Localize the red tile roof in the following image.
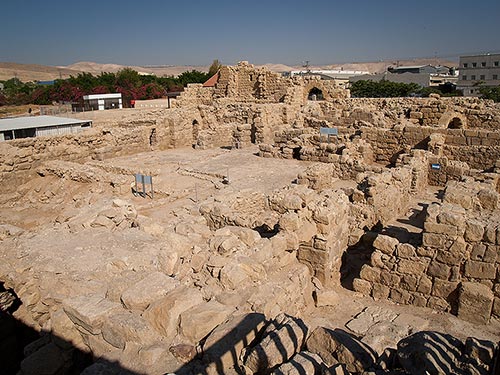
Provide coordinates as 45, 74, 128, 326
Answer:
203, 72, 219, 87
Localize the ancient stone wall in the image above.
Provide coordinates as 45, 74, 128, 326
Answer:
352, 179, 500, 324
213, 61, 290, 102
0, 109, 200, 190
361, 125, 500, 170
174, 62, 349, 107
171, 83, 215, 108
317, 97, 500, 130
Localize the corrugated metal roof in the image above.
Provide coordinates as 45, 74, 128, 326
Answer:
0, 116, 92, 132
391, 65, 428, 70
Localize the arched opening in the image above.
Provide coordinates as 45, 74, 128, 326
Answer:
308, 87, 324, 101
192, 120, 199, 148
448, 117, 463, 129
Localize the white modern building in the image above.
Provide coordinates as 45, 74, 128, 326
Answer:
0, 116, 92, 141
457, 54, 500, 96
82, 93, 123, 110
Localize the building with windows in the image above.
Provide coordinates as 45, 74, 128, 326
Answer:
457, 54, 500, 96
82, 93, 123, 111
350, 71, 458, 88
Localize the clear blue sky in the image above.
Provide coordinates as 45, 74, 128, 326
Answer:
1, 0, 499, 67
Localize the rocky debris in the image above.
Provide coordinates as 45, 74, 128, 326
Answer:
64, 198, 139, 232
270, 351, 325, 375
0, 223, 24, 240
3, 91, 500, 374
249, 327, 498, 375
91, 199, 138, 230
0, 287, 18, 312
397, 331, 497, 375
242, 314, 308, 373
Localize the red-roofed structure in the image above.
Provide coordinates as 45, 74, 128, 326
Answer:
203, 72, 219, 87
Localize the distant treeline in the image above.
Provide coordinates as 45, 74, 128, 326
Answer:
349, 80, 463, 98
349, 79, 500, 102
0, 68, 212, 106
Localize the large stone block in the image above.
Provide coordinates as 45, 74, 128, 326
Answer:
50, 309, 86, 351
457, 282, 494, 324
372, 283, 390, 300
396, 243, 416, 259
373, 234, 399, 255
179, 300, 234, 344
422, 233, 447, 248
143, 285, 203, 338
435, 237, 466, 266
306, 327, 377, 373
398, 259, 427, 275
427, 261, 450, 280
353, 278, 372, 295
464, 261, 497, 280
63, 295, 122, 335
431, 279, 458, 299
465, 220, 484, 242
101, 311, 158, 349
360, 265, 381, 282
121, 272, 179, 311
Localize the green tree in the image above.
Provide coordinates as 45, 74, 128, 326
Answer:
208, 59, 222, 77
115, 68, 142, 90
176, 70, 210, 86
3, 77, 25, 97
350, 80, 421, 98
479, 86, 500, 102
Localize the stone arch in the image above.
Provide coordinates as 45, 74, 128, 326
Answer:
303, 81, 331, 102
308, 87, 324, 101
438, 112, 467, 129
448, 117, 463, 129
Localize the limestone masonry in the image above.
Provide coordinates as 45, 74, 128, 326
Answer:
0, 62, 499, 374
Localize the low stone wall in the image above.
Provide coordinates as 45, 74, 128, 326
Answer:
318, 97, 500, 130
353, 180, 500, 324
0, 128, 150, 188
361, 125, 500, 170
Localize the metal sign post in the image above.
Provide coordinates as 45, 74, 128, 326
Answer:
133, 173, 154, 199
319, 127, 339, 143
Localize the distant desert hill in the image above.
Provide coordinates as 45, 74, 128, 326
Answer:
0, 62, 82, 82
64, 62, 211, 77
0, 58, 458, 82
